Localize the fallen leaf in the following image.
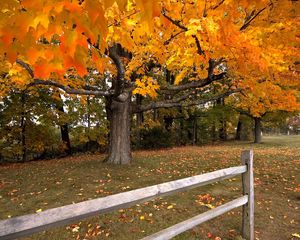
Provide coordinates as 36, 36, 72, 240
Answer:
292, 233, 300, 238
72, 226, 80, 233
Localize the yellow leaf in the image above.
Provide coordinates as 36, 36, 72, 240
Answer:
167, 205, 173, 209
140, 215, 145, 220
31, 15, 49, 29
36, 209, 42, 213
174, 69, 188, 85
72, 226, 80, 232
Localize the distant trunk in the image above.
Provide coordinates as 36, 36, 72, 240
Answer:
235, 118, 243, 140
217, 98, 227, 140
136, 95, 143, 146
20, 93, 27, 162
219, 120, 227, 140
106, 97, 132, 164
56, 95, 71, 154
164, 116, 173, 131
164, 69, 173, 132
254, 117, 262, 143
60, 125, 71, 154
211, 121, 217, 142
192, 117, 197, 145
20, 114, 26, 162
179, 117, 184, 145
153, 109, 158, 121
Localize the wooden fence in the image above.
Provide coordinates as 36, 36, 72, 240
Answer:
0, 150, 254, 240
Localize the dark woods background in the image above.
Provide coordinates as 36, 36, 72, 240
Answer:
1, 87, 299, 163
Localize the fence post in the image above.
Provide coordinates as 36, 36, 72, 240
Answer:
241, 150, 254, 240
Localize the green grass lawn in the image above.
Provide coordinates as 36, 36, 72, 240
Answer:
0, 135, 299, 240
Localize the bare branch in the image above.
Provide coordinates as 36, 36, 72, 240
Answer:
161, 72, 226, 91
203, 0, 208, 17
210, 0, 225, 11
107, 10, 140, 28
16, 59, 34, 78
240, 2, 272, 31
29, 79, 114, 97
164, 30, 185, 45
162, 9, 205, 55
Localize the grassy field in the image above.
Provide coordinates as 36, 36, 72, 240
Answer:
0, 135, 299, 240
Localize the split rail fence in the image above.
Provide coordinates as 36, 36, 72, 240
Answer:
0, 150, 254, 240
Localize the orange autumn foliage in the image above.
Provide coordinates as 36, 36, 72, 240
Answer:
0, 0, 298, 114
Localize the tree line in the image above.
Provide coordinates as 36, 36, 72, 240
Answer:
0, 84, 298, 163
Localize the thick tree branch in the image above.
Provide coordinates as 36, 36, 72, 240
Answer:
16, 59, 114, 97
29, 79, 114, 96
16, 59, 34, 78
161, 72, 226, 91
234, 107, 267, 118
108, 44, 133, 102
135, 89, 237, 113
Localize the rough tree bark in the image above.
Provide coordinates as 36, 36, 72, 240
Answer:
254, 117, 262, 143
106, 44, 133, 164
107, 97, 132, 164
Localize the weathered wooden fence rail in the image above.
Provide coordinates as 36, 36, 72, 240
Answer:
0, 150, 254, 240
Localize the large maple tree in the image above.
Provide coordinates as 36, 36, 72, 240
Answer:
0, 0, 299, 163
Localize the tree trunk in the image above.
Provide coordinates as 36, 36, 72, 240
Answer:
219, 120, 227, 140
236, 115, 243, 140
20, 114, 26, 162
211, 121, 217, 142
192, 117, 197, 145
107, 97, 132, 164
136, 95, 143, 146
60, 125, 71, 154
217, 98, 227, 140
153, 109, 158, 121
254, 117, 262, 143
20, 93, 27, 162
164, 116, 173, 131
55, 94, 71, 155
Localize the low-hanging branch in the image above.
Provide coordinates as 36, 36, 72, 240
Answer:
135, 89, 238, 113
29, 79, 114, 97
16, 59, 114, 97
